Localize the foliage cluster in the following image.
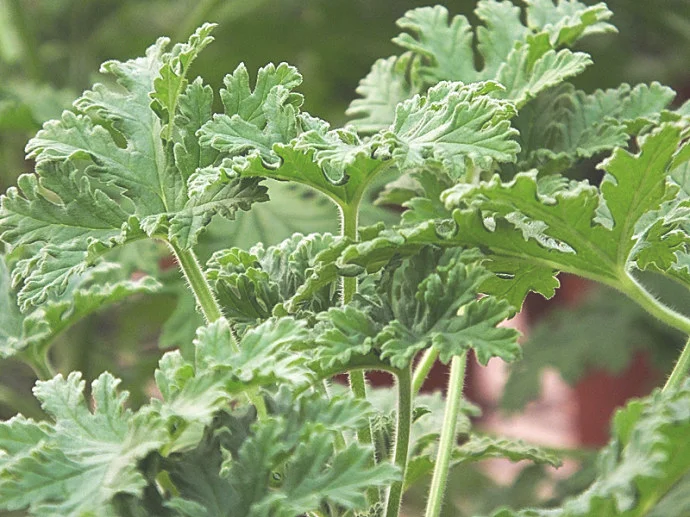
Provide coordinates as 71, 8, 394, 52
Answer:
1, 1, 690, 516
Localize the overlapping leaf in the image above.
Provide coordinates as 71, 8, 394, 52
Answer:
513, 82, 676, 174
200, 66, 520, 209
315, 248, 520, 372
0, 25, 266, 309
349, 0, 614, 131
0, 256, 160, 363
0, 372, 165, 516
153, 317, 312, 427
439, 123, 690, 307
162, 391, 398, 517
206, 233, 347, 330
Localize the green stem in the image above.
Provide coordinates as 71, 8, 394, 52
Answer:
385, 367, 413, 517
168, 242, 266, 417
424, 353, 467, 517
340, 202, 377, 503
619, 272, 690, 336
169, 242, 223, 324
412, 348, 439, 395
340, 204, 373, 437
25, 348, 56, 381
664, 336, 690, 391
618, 271, 690, 391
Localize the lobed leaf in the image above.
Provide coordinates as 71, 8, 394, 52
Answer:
1, 26, 266, 308
0, 372, 165, 516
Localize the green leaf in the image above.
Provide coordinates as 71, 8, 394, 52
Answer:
452, 435, 561, 466
153, 317, 313, 431
375, 249, 520, 367
1, 26, 265, 309
198, 62, 303, 167
0, 372, 165, 516
163, 391, 397, 517
441, 123, 688, 306
150, 24, 216, 141
203, 66, 519, 210
350, 0, 611, 129
493, 380, 690, 516
381, 81, 520, 172
345, 53, 423, 134
0, 256, 160, 362
207, 233, 344, 329
405, 434, 561, 490
315, 248, 520, 370
514, 82, 676, 174
524, 0, 616, 46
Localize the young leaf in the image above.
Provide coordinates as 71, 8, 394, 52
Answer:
0, 256, 160, 363
315, 248, 521, 371
349, 0, 613, 130
162, 391, 398, 517
206, 233, 344, 329
0, 372, 165, 516
201, 66, 520, 210
1, 26, 266, 309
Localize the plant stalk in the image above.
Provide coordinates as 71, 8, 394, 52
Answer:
385, 367, 413, 517
25, 348, 56, 381
168, 241, 267, 417
412, 348, 439, 395
340, 204, 373, 439
619, 271, 690, 336
169, 242, 223, 324
664, 335, 690, 391
424, 353, 467, 517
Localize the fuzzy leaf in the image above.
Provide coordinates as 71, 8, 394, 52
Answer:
0, 372, 165, 516
514, 82, 676, 173
164, 391, 397, 517
442, 123, 689, 306
1, 26, 265, 308
0, 256, 160, 362
206, 233, 343, 329
203, 70, 519, 210
316, 248, 520, 370
350, 0, 611, 130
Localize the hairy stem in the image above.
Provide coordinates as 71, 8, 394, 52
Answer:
340, 204, 373, 440
412, 348, 439, 395
385, 367, 413, 517
618, 271, 690, 390
664, 336, 690, 391
169, 242, 223, 324
168, 241, 267, 417
619, 271, 690, 336
340, 202, 377, 504
424, 353, 467, 517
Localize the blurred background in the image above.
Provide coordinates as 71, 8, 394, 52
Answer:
1, 1, 690, 515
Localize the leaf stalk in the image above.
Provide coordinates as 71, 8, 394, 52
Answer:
168, 241, 267, 417
384, 366, 413, 517
424, 353, 467, 517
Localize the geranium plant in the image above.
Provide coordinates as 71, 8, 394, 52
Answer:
1, 1, 690, 516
